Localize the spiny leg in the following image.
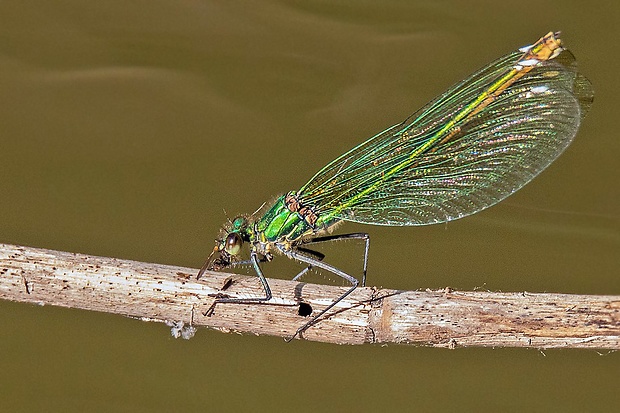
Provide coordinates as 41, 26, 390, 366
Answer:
298, 232, 370, 286
203, 252, 272, 316
277, 244, 359, 341
291, 247, 325, 282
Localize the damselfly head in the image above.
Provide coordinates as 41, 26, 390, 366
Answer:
206, 216, 251, 271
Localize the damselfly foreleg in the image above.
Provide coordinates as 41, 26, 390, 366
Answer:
203, 252, 272, 316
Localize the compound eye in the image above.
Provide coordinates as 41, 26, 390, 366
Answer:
224, 232, 243, 255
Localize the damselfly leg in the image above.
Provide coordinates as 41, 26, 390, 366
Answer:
203, 252, 272, 317
279, 244, 361, 341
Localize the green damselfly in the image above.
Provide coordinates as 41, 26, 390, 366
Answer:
198, 32, 593, 340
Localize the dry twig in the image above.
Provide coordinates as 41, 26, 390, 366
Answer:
1, 243, 618, 349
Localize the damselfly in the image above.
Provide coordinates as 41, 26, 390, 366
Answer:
198, 32, 593, 340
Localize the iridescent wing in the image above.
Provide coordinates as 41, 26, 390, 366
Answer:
298, 33, 593, 226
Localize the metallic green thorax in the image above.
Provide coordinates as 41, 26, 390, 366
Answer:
255, 192, 338, 243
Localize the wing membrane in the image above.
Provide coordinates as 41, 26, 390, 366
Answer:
298, 45, 593, 226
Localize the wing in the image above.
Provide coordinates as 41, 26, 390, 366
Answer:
297, 33, 593, 226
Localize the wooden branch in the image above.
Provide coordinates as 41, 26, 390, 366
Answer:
1, 243, 618, 349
